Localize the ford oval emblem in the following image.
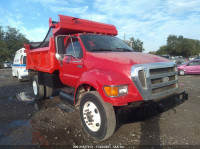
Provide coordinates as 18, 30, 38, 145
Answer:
162, 77, 169, 83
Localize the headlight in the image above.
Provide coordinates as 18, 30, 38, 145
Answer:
104, 85, 128, 97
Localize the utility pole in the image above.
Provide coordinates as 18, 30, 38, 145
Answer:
131, 41, 133, 49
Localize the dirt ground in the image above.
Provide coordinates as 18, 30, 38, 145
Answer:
0, 68, 200, 147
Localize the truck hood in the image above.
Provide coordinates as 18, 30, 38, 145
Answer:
89, 52, 170, 66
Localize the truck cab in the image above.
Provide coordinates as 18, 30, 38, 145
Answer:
24, 15, 188, 141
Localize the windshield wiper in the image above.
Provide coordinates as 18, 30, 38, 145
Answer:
90, 49, 113, 52
115, 48, 133, 52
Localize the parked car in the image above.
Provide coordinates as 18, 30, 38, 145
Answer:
12, 48, 28, 81
177, 59, 200, 75
189, 57, 195, 60
171, 57, 186, 64
3, 61, 12, 68
160, 54, 170, 59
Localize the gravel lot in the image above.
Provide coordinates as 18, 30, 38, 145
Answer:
0, 68, 200, 147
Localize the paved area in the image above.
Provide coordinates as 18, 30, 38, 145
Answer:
0, 68, 200, 147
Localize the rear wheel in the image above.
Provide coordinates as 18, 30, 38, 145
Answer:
79, 91, 116, 141
32, 75, 45, 100
45, 86, 53, 98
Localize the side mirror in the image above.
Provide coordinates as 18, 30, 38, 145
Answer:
55, 53, 64, 60
57, 36, 65, 54
55, 36, 65, 60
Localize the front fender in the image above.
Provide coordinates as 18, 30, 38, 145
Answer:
75, 68, 143, 106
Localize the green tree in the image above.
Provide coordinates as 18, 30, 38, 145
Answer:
0, 26, 6, 65
148, 51, 156, 55
156, 35, 200, 57
129, 37, 145, 52
4, 26, 29, 60
0, 26, 29, 65
155, 45, 168, 55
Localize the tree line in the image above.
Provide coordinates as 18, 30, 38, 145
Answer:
154, 35, 200, 57
0, 26, 29, 65
125, 37, 145, 52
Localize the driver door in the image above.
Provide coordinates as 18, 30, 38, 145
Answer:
59, 36, 84, 87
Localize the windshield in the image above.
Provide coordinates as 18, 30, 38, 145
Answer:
181, 61, 191, 65
80, 35, 133, 52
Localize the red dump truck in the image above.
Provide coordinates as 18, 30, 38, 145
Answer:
25, 15, 188, 141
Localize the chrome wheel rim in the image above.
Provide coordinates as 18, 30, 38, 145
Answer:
83, 101, 101, 132
32, 80, 38, 95
180, 70, 184, 75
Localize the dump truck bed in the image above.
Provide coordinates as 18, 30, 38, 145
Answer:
24, 15, 118, 73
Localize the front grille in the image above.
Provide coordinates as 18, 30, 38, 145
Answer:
152, 84, 176, 94
151, 76, 175, 85
150, 67, 174, 75
131, 62, 178, 101
149, 67, 177, 96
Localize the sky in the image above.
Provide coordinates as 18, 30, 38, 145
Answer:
0, 0, 200, 52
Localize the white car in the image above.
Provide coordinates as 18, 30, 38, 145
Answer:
3, 61, 12, 68
12, 48, 28, 81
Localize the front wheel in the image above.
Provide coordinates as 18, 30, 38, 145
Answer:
79, 91, 116, 141
17, 72, 22, 82
179, 70, 185, 76
12, 70, 16, 77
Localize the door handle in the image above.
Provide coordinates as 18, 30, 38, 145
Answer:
72, 60, 82, 63
77, 65, 83, 68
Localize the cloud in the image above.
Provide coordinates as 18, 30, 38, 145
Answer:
0, 9, 23, 27
31, 0, 68, 5
1, 0, 200, 52
166, 0, 200, 14
80, 14, 108, 23
91, 0, 200, 52
94, 0, 160, 18
21, 26, 47, 42
16, 14, 23, 19
37, 13, 40, 17
50, 5, 88, 14
0, 8, 46, 42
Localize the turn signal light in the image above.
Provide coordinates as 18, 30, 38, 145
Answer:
104, 86, 118, 96
104, 85, 128, 97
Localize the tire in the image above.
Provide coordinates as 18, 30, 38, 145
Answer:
12, 70, 16, 77
79, 91, 116, 141
179, 70, 185, 76
32, 75, 45, 100
17, 72, 22, 82
45, 86, 53, 98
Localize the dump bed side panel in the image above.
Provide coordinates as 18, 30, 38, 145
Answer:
53, 15, 118, 36
25, 38, 59, 73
